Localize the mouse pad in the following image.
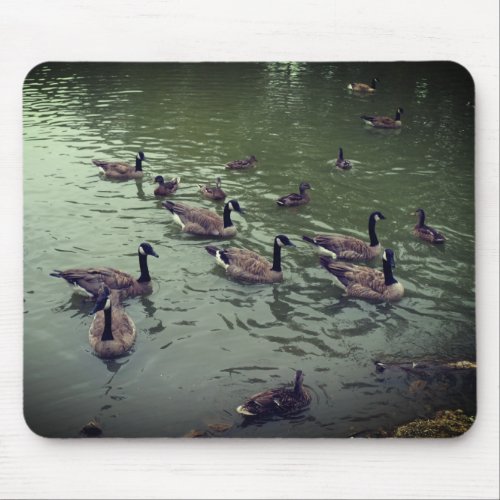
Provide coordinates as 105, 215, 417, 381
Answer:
23, 62, 476, 438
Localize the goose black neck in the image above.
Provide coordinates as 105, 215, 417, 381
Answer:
101, 305, 114, 341
137, 251, 151, 282
294, 377, 303, 395
223, 204, 233, 228
135, 157, 143, 172
395, 110, 401, 121
383, 259, 398, 286
417, 211, 425, 227
338, 148, 344, 160
271, 239, 282, 272
368, 216, 379, 247
371, 78, 377, 89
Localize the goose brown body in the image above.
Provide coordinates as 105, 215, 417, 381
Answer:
276, 182, 311, 207
205, 235, 295, 284
92, 152, 146, 180
163, 199, 243, 238
154, 176, 180, 196
348, 78, 379, 92
225, 155, 257, 170
303, 211, 385, 261
236, 370, 311, 417
319, 249, 404, 302
50, 243, 159, 300
360, 108, 404, 129
413, 208, 446, 243
88, 289, 136, 358
198, 177, 227, 200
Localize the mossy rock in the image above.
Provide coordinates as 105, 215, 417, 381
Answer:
394, 409, 474, 438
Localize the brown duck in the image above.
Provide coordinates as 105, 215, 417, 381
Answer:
413, 208, 446, 243
225, 155, 257, 170
154, 176, 180, 196
348, 78, 379, 92
276, 181, 311, 207
198, 177, 227, 200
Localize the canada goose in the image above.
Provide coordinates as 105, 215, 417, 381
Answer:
276, 182, 311, 207
198, 177, 227, 200
92, 151, 147, 180
319, 248, 404, 302
413, 208, 446, 243
225, 155, 257, 170
50, 242, 159, 299
360, 107, 404, 129
347, 78, 379, 92
205, 234, 295, 284
302, 211, 385, 261
163, 199, 244, 238
88, 287, 136, 358
236, 370, 311, 417
153, 175, 180, 196
336, 147, 352, 170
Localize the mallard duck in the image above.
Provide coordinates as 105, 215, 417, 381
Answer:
413, 208, 446, 243
276, 182, 311, 206
336, 147, 352, 170
360, 107, 404, 129
88, 287, 136, 358
205, 234, 295, 284
319, 248, 404, 302
50, 242, 159, 299
154, 176, 180, 196
225, 155, 257, 170
92, 151, 147, 180
347, 78, 379, 92
236, 370, 311, 417
198, 177, 227, 200
163, 199, 244, 238
303, 211, 385, 261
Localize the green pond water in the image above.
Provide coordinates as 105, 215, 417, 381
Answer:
23, 62, 475, 438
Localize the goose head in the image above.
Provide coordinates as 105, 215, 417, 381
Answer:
138, 242, 159, 258
137, 151, 147, 161
90, 286, 111, 315
275, 235, 296, 248
227, 199, 245, 214
382, 248, 396, 268
370, 211, 386, 222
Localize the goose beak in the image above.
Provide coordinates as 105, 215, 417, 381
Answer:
89, 304, 99, 315
238, 208, 246, 215
288, 242, 297, 247
151, 251, 159, 258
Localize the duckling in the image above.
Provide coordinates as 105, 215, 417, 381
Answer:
92, 151, 147, 180
225, 155, 257, 170
88, 287, 136, 358
236, 370, 311, 417
413, 208, 446, 243
319, 248, 404, 302
303, 211, 385, 261
205, 234, 295, 284
50, 242, 159, 300
336, 147, 352, 170
347, 77, 379, 92
198, 177, 227, 200
360, 107, 404, 129
163, 199, 244, 238
154, 175, 180, 196
276, 182, 311, 207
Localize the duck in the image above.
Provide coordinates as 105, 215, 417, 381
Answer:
302, 211, 385, 261
50, 242, 159, 299
153, 175, 180, 196
88, 286, 136, 358
336, 147, 352, 170
236, 370, 311, 417
347, 77, 379, 92
413, 208, 446, 243
360, 107, 404, 129
319, 248, 404, 302
276, 182, 311, 206
92, 151, 147, 180
225, 155, 258, 170
163, 199, 244, 238
198, 177, 227, 200
205, 234, 295, 284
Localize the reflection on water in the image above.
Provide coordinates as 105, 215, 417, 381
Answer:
24, 62, 475, 437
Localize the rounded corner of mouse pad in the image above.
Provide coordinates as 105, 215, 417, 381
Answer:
23, 61, 476, 439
